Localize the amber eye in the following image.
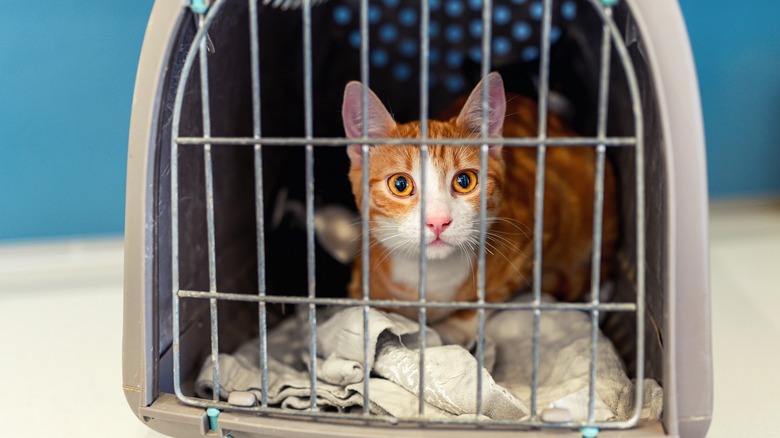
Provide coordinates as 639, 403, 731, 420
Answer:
452, 170, 478, 194
388, 173, 415, 197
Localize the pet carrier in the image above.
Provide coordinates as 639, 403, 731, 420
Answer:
123, 0, 711, 436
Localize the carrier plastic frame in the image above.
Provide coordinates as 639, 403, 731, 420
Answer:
123, 0, 711, 436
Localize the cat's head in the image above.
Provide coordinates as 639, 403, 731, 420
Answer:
342, 73, 507, 260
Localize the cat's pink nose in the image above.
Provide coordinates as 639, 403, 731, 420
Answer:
426, 216, 452, 237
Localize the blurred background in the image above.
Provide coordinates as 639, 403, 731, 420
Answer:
0, 1, 154, 241
0, 0, 778, 242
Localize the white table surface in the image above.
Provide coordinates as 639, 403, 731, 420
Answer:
1, 202, 778, 437
0, 239, 165, 438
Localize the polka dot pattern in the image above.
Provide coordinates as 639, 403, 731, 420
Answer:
371, 48, 389, 67
550, 25, 561, 43
446, 74, 465, 92
429, 48, 441, 64
399, 7, 417, 26
394, 62, 412, 80
530, 1, 543, 20
445, 49, 464, 67
445, 0, 465, 17
379, 24, 398, 42
399, 38, 418, 56
493, 36, 511, 56
330, 0, 578, 94
348, 29, 361, 48
333, 6, 351, 25
561, 0, 577, 20
493, 5, 511, 25
522, 46, 539, 61
512, 21, 531, 41
428, 21, 440, 38
469, 19, 482, 38
445, 24, 464, 43
469, 46, 482, 62
369, 6, 382, 24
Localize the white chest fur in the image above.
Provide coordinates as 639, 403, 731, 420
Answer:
389, 251, 473, 301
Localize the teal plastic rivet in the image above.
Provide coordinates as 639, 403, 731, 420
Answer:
581, 426, 600, 438
601, 0, 619, 6
206, 407, 220, 431
191, 0, 208, 14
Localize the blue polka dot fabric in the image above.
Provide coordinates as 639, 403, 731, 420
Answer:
328, 0, 577, 94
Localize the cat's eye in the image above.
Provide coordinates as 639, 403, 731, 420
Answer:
387, 173, 415, 197
452, 170, 478, 194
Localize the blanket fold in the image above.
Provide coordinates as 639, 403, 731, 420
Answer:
195, 294, 662, 421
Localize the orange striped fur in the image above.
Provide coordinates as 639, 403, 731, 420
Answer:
341, 73, 617, 340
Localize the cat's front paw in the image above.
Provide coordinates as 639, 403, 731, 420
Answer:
432, 313, 497, 373
432, 311, 479, 348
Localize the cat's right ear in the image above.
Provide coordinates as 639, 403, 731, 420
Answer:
456, 72, 506, 139
342, 81, 397, 166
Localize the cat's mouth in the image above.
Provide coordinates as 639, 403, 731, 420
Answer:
427, 237, 451, 248
429, 238, 446, 246
423, 237, 458, 259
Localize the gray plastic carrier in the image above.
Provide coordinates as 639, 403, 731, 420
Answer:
123, 0, 712, 436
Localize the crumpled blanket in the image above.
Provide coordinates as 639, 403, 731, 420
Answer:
195, 293, 663, 421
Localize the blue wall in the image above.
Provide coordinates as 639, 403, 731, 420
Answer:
680, 0, 780, 198
0, 1, 153, 241
0, 1, 778, 241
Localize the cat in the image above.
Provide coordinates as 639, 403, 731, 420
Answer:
341, 72, 617, 344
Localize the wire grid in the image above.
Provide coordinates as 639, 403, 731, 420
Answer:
169, 0, 645, 430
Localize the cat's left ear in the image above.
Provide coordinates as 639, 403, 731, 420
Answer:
457, 72, 506, 157
342, 81, 397, 167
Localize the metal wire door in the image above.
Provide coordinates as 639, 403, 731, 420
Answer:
168, 0, 646, 431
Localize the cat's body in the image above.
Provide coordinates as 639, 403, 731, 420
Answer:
342, 73, 617, 341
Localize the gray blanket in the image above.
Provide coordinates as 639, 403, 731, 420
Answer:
195, 294, 662, 421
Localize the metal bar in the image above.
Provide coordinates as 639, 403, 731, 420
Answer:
172, 391, 643, 429
587, 13, 613, 424
248, 0, 269, 408
536, 0, 552, 137
170, 50, 182, 401
302, 0, 317, 412
529, 0, 554, 420
359, 0, 371, 416
417, 141, 428, 417
176, 290, 638, 311
168, 0, 226, 403
475, 0, 493, 418
197, 13, 221, 403
584, 0, 647, 426
529, 137, 544, 419
176, 136, 638, 147
418, 0, 430, 135
416, 0, 431, 417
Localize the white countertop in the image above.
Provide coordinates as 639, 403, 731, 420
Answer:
0, 239, 164, 438
1, 202, 778, 437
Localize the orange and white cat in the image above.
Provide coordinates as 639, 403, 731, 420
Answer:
342, 73, 617, 344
